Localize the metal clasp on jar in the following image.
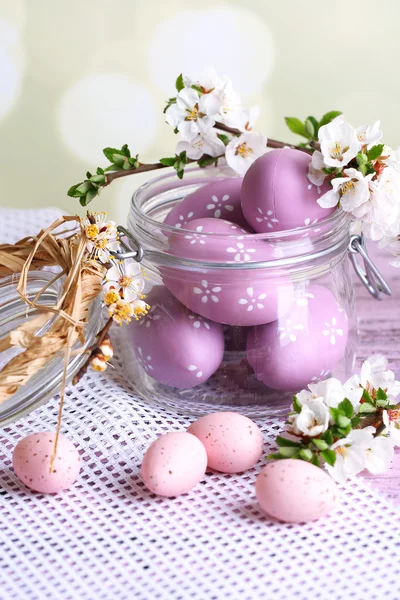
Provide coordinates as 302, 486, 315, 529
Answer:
109, 226, 144, 262
348, 234, 392, 300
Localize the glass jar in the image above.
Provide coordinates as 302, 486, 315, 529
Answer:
122, 167, 382, 418
0, 271, 102, 425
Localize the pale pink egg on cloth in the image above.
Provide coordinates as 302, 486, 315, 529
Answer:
241, 148, 334, 233
188, 412, 264, 474
164, 177, 248, 229
247, 284, 348, 391
12, 432, 80, 494
141, 432, 208, 497
129, 285, 224, 388
163, 218, 294, 326
256, 459, 338, 523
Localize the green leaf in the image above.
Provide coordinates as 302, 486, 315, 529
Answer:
103, 147, 123, 162
321, 429, 334, 445
311, 454, 321, 468
75, 181, 92, 195
278, 446, 300, 458
266, 453, 285, 460
329, 407, 340, 423
175, 73, 184, 92
356, 151, 368, 166
90, 174, 106, 185
338, 398, 354, 419
358, 403, 376, 415
376, 387, 388, 401
292, 395, 302, 414
160, 157, 176, 167
305, 116, 319, 140
337, 415, 351, 428
351, 416, 361, 428
217, 133, 230, 146
285, 117, 308, 139
362, 388, 374, 405
321, 449, 336, 466
85, 187, 98, 205
163, 97, 177, 113
299, 448, 313, 461
319, 111, 342, 127
178, 150, 187, 162
376, 398, 390, 407
276, 436, 301, 448
366, 144, 384, 161
198, 156, 217, 168
312, 438, 329, 451
191, 84, 204, 95
67, 183, 81, 198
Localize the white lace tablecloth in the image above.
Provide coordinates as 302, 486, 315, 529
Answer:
1, 208, 400, 600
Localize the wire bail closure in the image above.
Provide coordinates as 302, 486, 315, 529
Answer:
348, 234, 392, 300
110, 226, 144, 262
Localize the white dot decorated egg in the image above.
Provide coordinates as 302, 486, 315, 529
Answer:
247, 284, 348, 391
164, 177, 248, 229
163, 218, 294, 326
241, 148, 335, 233
130, 285, 224, 389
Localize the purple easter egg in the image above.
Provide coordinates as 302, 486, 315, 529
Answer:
241, 148, 334, 233
164, 178, 249, 229
163, 218, 294, 326
247, 285, 348, 391
130, 286, 224, 389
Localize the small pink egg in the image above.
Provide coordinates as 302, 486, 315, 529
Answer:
13, 432, 80, 494
256, 460, 338, 523
188, 412, 263, 474
141, 432, 208, 497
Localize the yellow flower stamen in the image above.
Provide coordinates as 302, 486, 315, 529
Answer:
339, 180, 357, 197
119, 276, 133, 288
108, 300, 134, 325
134, 303, 150, 320
104, 290, 120, 306
85, 224, 99, 239
336, 446, 348, 457
185, 106, 199, 121
235, 142, 253, 158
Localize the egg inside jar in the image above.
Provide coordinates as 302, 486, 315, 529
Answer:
124, 151, 356, 417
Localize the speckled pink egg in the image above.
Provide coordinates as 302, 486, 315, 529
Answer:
256, 460, 338, 523
187, 412, 263, 473
130, 286, 224, 388
247, 285, 348, 391
241, 148, 334, 233
12, 432, 80, 494
163, 218, 294, 326
141, 432, 208, 497
164, 178, 248, 229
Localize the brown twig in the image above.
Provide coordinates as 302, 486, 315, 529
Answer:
72, 316, 113, 385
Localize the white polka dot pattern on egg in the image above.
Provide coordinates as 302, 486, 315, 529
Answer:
322, 317, 344, 346
206, 194, 234, 218
237, 287, 267, 312
255, 207, 279, 229
193, 280, 222, 304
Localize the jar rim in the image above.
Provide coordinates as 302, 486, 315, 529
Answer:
128, 166, 350, 270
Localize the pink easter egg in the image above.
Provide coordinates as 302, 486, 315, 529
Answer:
163, 218, 294, 326
141, 432, 208, 497
164, 177, 249, 229
247, 284, 348, 391
188, 412, 263, 474
130, 285, 224, 388
13, 432, 80, 494
256, 460, 338, 523
241, 148, 334, 233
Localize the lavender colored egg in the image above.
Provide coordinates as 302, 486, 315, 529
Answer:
130, 286, 224, 389
163, 218, 294, 326
247, 285, 348, 391
164, 178, 249, 229
241, 148, 334, 233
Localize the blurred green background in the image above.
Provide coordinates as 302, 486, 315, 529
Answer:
1, 0, 400, 224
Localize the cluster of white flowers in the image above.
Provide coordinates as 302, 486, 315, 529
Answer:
165, 67, 267, 176
82, 213, 149, 331
308, 116, 400, 266
284, 355, 400, 484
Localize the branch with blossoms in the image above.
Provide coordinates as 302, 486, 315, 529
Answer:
268, 355, 400, 483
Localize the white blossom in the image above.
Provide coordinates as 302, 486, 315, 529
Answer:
356, 121, 383, 147
346, 355, 400, 401
225, 132, 267, 176
165, 87, 222, 141
319, 119, 361, 168
359, 167, 400, 241
318, 168, 372, 212
383, 409, 400, 445
296, 376, 362, 413
103, 260, 145, 303
83, 213, 119, 263
288, 400, 330, 437
307, 150, 327, 187
364, 434, 394, 474
325, 428, 372, 483
176, 130, 226, 160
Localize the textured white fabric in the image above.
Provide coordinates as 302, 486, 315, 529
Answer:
0, 208, 399, 600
